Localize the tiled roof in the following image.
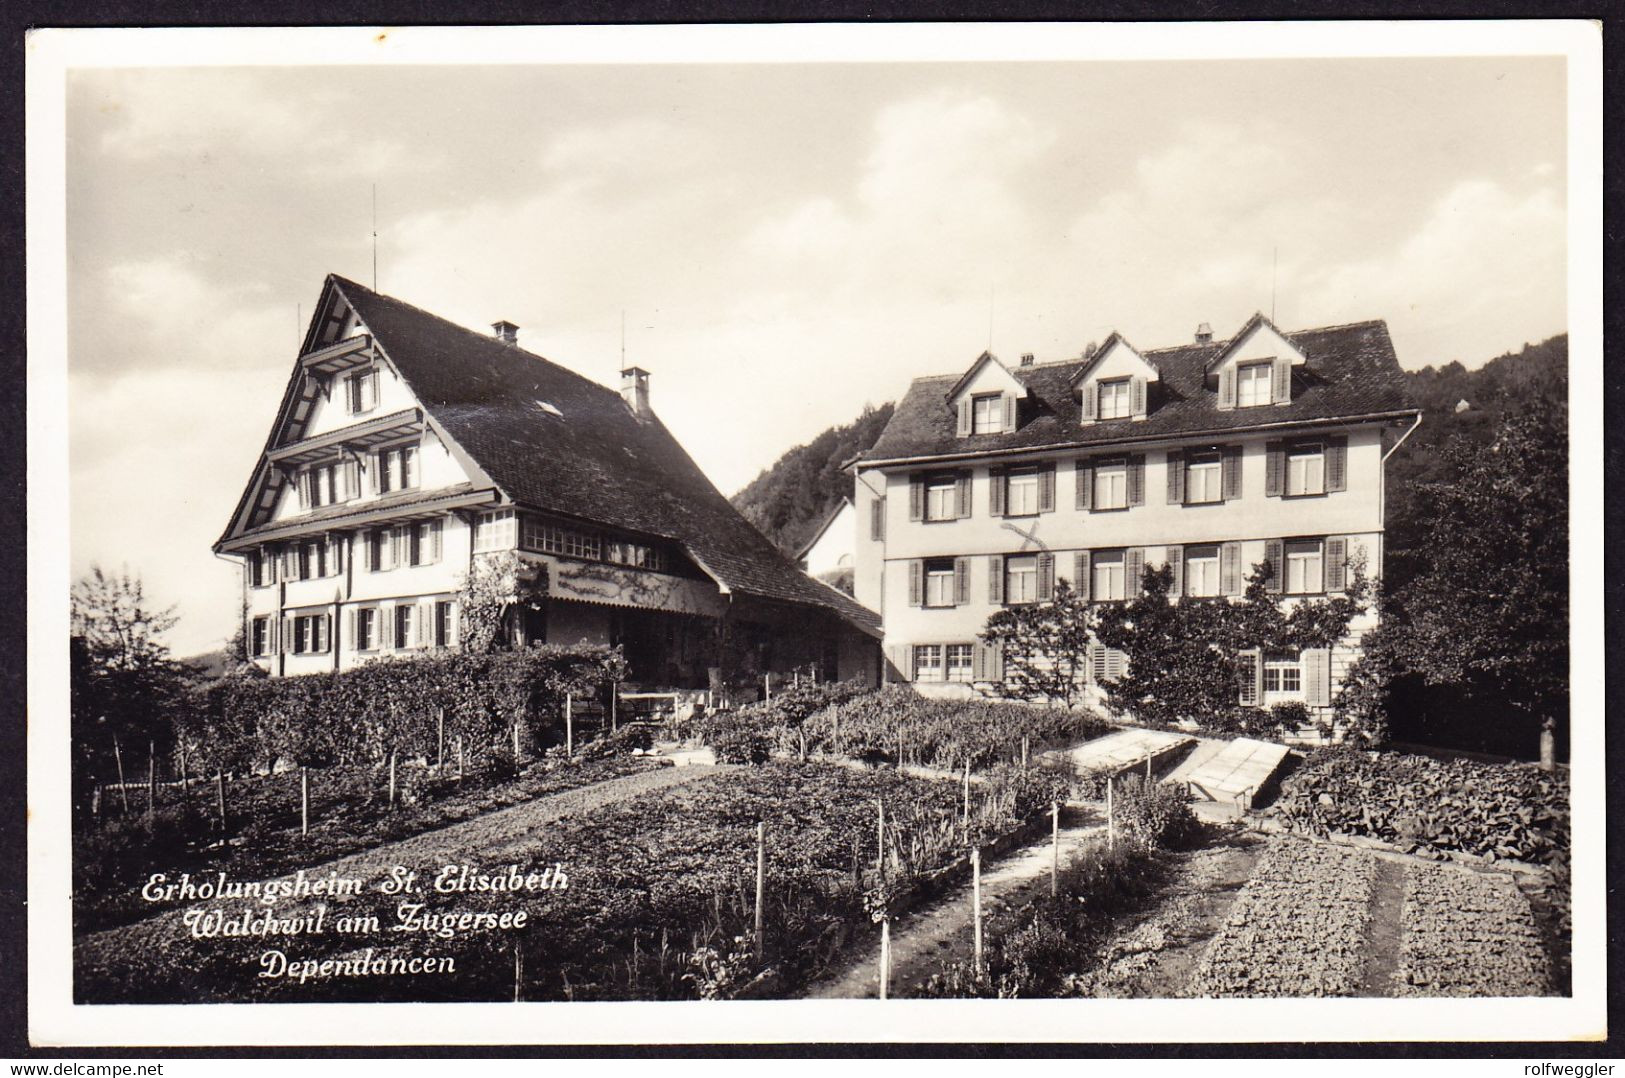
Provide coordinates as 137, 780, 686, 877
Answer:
864, 319, 1418, 465
329, 276, 881, 635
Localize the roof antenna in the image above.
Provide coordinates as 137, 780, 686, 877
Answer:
371, 184, 379, 291
1271, 245, 1278, 323
620, 308, 626, 367
987, 287, 995, 352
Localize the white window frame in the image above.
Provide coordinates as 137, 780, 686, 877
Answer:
1185, 545, 1221, 597
1005, 554, 1039, 605
1284, 539, 1324, 595
1094, 459, 1128, 510
1092, 550, 1127, 602
913, 644, 944, 682
924, 562, 956, 608
433, 600, 455, 648
357, 607, 379, 651
251, 616, 271, 658
1186, 452, 1222, 504
1006, 469, 1040, 516
473, 509, 516, 553
346, 367, 379, 415
924, 476, 957, 521
1263, 654, 1304, 701
971, 394, 1002, 434
394, 605, 414, 650
946, 644, 974, 683
1236, 361, 1272, 407
1286, 442, 1326, 497
1097, 378, 1131, 420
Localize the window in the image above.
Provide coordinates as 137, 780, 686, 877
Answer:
523, 518, 602, 561
946, 644, 974, 683
924, 475, 957, 521
1005, 554, 1039, 605
607, 538, 666, 571
345, 368, 379, 415
1236, 361, 1272, 407
1097, 378, 1131, 420
296, 539, 327, 581
472, 509, 516, 553
1185, 544, 1221, 598
409, 519, 442, 566
1286, 443, 1326, 497
1186, 452, 1222, 504
433, 601, 456, 648
1284, 538, 1324, 595
913, 644, 944, 682
375, 443, 418, 494
1094, 458, 1127, 510
924, 559, 956, 608
250, 616, 270, 658
395, 605, 415, 650
1263, 654, 1303, 698
971, 394, 1002, 434
1006, 469, 1040, 516
366, 527, 392, 572
357, 608, 379, 651
290, 613, 329, 655
1092, 550, 1127, 602
249, 551, 273, 588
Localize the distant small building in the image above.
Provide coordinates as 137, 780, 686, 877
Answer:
796, 498, 856, 578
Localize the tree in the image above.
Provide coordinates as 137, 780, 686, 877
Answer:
980, 578, 1094, 706
1385, 401, 1568, 738
456, 552, 549, 655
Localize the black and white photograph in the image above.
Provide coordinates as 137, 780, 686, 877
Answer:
25, 20, 1604, 1047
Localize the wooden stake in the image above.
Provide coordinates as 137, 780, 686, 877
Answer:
611, 683, 619, 734
300, 766, 310, 836
513, 942, 523, 1003
1107, 775, 1115, 851
512, 722, 521, 767
962, 760, 971, 828
1051, 801, 1060, 896
91, 784, 101, 818
972, 846, 983, 973
1022, 735, 1030, 770
113, 736, 130, 815
565, 694, 574, 758
457, 735, 465, 781
146, 741, 156, 827
215, 770, 226, 833
1146, 752, 1152, 783
754, 821, 766, 960
879, 918, 891, 1000
436, 708, 445, 768
876, 800, 886, 879
388, 750, 398, 808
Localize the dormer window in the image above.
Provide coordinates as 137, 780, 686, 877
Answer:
1236, 361, 1272, 407
971, 393, 1003, 434
1097, 378, 1132, 420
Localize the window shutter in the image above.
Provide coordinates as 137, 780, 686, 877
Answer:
280, 617, 292, 655
1218, 367, 1236, 410
1074, 459, 1092, 511
1166, 451, 1185, 504
344, 457, 360, 501
269, 616, 280, 655
1107, 649, 1127, 682
345, 608, 358, 652
1325, 536, 1348, 592
885, 645, 910, 684
1081, 382, 1097, 422
988, 555, 1004, 604
1237, 648, 1262, 706
1272, 357, 1292, 404
1265, 441, 1285, 497
328, 534, 343, 576
908, 559, 924, 607
1303, 648, 1332, 708
955, 472, 972, 519
1264, 538, 1284, 594
1220, 541, 1241, 596
1222, 445, 1243, 500
1037, 552, 1055, 601
954, 557, 970, 605
296, 471, 311, 510
1074, 551, 1091, 601
345, 374, 358, 413
1037, 463, 1055, 513
957, 398, 973, 437
870, 497, 886, 540
369, 452, 383, 495
392, 525, 407, 568
1002, 394, 1017, 432
990, 469, 1006, 517
1166, 545, 1183, 597
1326, 435, 1348, 492
430, 519, 444, 563
1130, 375, 1147, 418
384, 607, 398, 649
1125, 547, 1145, 596
320, 613, 332, 652
1090, 643, 1107, 684
972, 640, 989, 682
1127, 454, 1145, 507
988, 639, 1004, 680
446, 601, 460, 647
909, 476, 924, 521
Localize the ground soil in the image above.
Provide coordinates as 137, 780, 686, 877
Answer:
1357, 858, 1408, 996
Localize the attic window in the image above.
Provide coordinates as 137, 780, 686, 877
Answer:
1097, 378, 1132, 420
971, 394, 1002, 434
533, 400, 563, 418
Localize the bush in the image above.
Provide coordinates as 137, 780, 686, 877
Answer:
694, 680, 872, 763
1271, 748, 1569, 866
1112, 775, 1199, 850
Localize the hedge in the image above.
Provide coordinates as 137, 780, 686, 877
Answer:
176, 645, 628, 774
1271, 748, 1569, 867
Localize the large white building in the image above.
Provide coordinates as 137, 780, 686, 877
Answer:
852, 313, 1420, 731
215, 275, 882, 687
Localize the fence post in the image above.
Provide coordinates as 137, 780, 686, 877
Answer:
146, 741, 156, 828
388, 750, 398, 808
437, 708, 445, 769
512, 723, 521, 768
879, 918, 890, 1000
1107, 775, 1115, 851
961, 761, 970, 829
1022, 735, 1030, 770
457, 735, 465, 781
1051, 801, 1060, 896
566, 694, 574, 758
972, 846, 983, 974
1146, 752, 1152, 783
215, 770, 226, 833
514, 942, 523, 1003
92, 785, 101, 819
754, 821, 766, 961
300, 766, 310, 836
876, 800, 885, 879
611, 682, 619, 734
113, 736, 130, 815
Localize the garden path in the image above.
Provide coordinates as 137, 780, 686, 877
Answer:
75, 762, 731, 971
803, 805, 1108, 999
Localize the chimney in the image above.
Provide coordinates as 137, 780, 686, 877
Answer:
1195, 322, 1213, 345
492, 320, 519, 345
621, 366, 651, 418
1020, 352, 1035, 367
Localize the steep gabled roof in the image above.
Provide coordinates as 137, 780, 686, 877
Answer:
945, 350, 1023, 402
1202, 310, 1304, 371
794, 497, 853, 562
1066, 330, 1159, 386
864, 318, 1417, 465
222, 274, 880, 636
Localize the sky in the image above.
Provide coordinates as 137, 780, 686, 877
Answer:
63, 55, 1568, 656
